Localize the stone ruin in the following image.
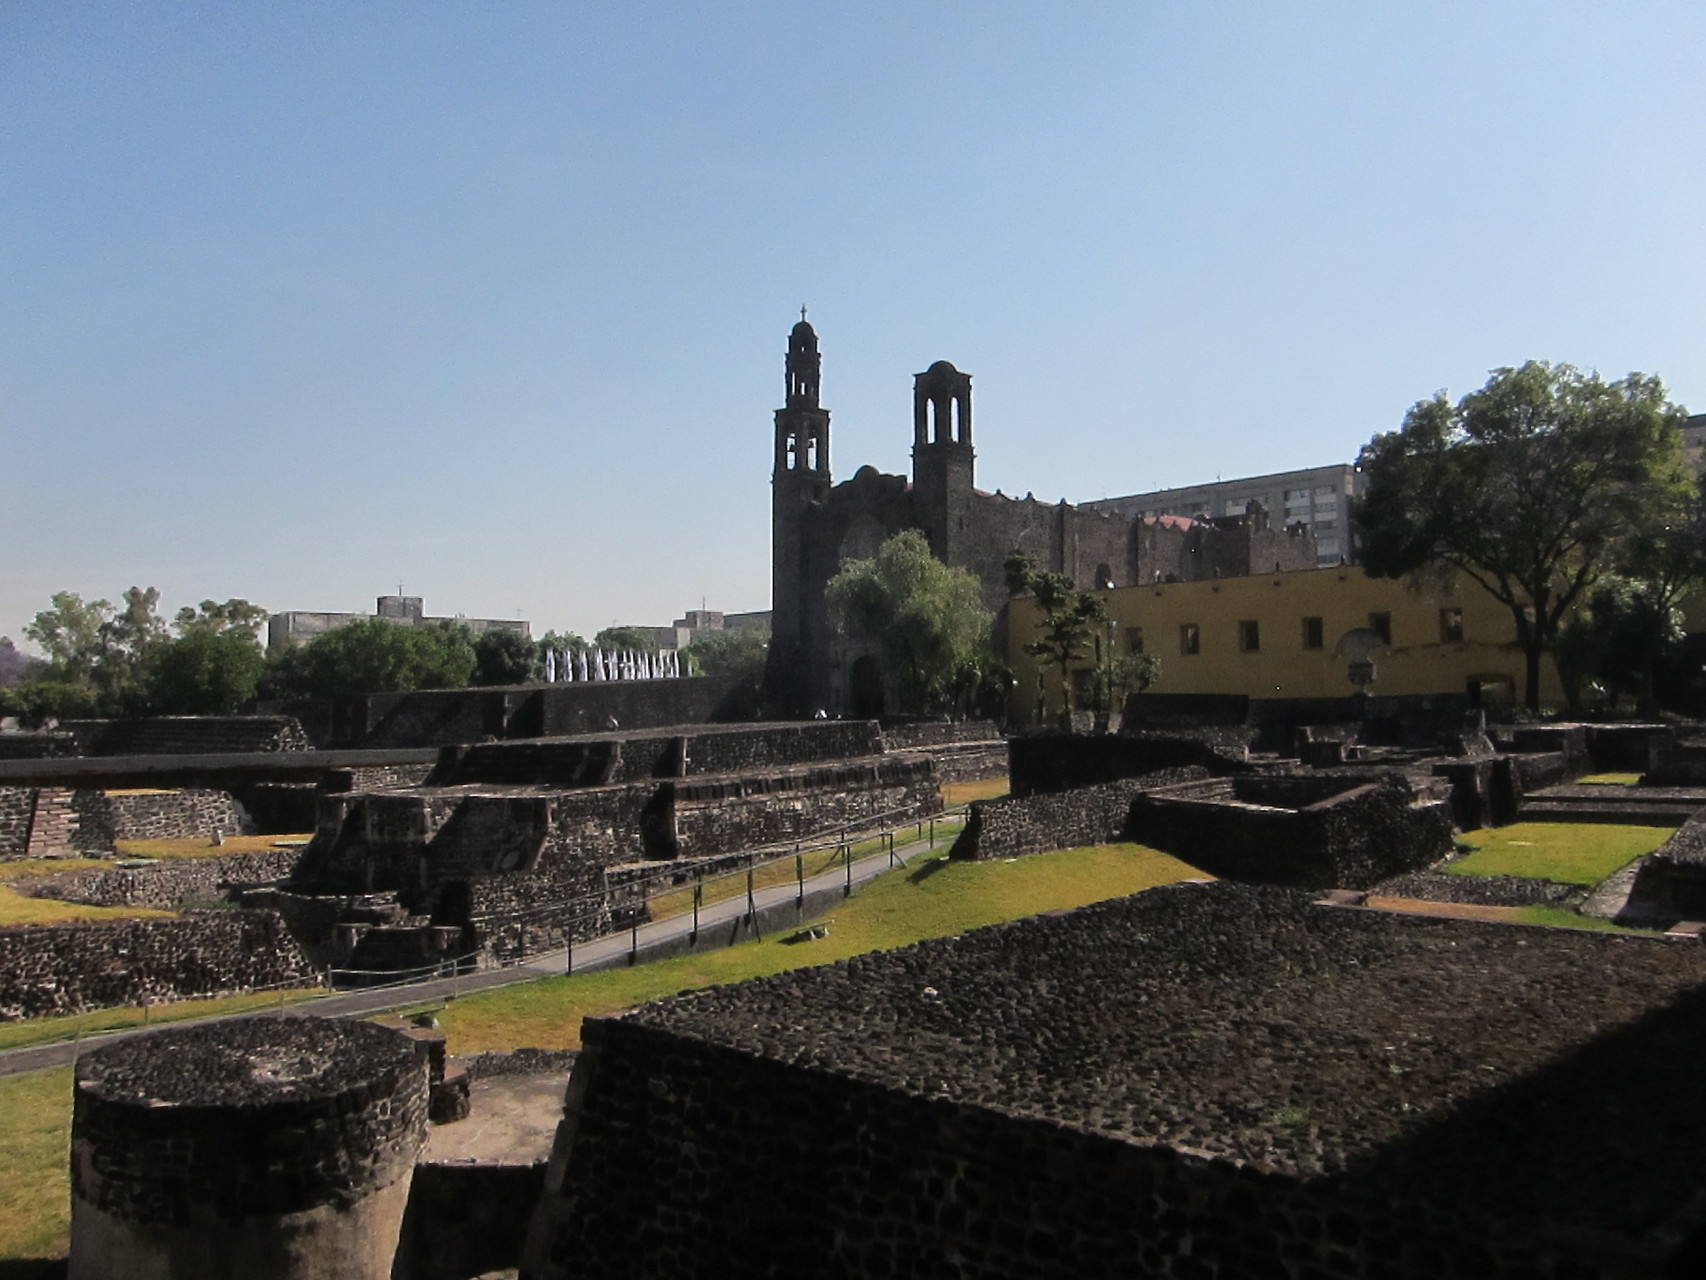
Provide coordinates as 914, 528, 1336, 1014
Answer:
523, 880, 1706, 1279
70, 1016, 428, 1280
257, 720, 957, 977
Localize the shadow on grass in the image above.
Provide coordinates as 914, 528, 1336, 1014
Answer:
907, 855, 952, 885
0, 1259, 67, 1279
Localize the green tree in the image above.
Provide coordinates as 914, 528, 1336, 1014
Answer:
473, 629, 541, 686
594, 626, 655, 653
150, 628, 267, 714
684, 628, 769, 683
293, 618, 476, 697
824, 531, 992, 715
1354, 362, 1689, 711
173, 598, 269, 637
22, 587, 169, 716
1005, 552, 1107, 730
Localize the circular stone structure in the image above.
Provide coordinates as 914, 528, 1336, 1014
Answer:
69, 1016, 429, 1280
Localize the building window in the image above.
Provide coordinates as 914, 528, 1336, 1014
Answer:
1440, 608, 1464, 643
1128, 627, 1145, 655
1238, 620, 1260, 652
1180, 623, 1200, 656
1369, 611, 1392, 645
1302, 616, 1324, 649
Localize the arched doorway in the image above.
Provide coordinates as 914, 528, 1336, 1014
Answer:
850, 655, 885, 720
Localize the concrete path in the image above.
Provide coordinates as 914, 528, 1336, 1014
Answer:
0, 823, 958, 1079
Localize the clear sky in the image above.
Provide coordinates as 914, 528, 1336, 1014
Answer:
4, 1, 1703, 650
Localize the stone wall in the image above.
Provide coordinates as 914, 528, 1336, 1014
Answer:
32, 846, 305, 910
1618, 813, 1706, 927
59, 715, 311, 756
950, 769, 1210, 862
0, 732, 77, 759
880, 720, 1002, 749
0, 785, 34, 857
395, 1160, 545, 1280
0, 910, 315, 1019
69, 787, 248, 851
1008, 730, 1249, 797
525, 882, 1706, 1279
1126, 774, 1454, 889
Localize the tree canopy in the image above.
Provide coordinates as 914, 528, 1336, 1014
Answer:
824, 530, 993, 715
684, 627, 768, 684
594, 625, 655, 653
472, 629, 541, 686
287, 617, 477, 697
1354, 361, 1689, 710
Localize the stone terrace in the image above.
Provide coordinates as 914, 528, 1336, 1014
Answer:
533, 881, 1706, 1278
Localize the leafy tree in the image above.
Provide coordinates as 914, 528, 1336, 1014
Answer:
173, 598, 269, 637
1555, 577, 1683, 713
1005, 552, 1107, 729
291, 617, 476, 697
824, 530, 993, 715
1093, 651, 1162, 731
594, 625, 655, 653
539, 629, 588, 653
684, 628, 769, 683
473, 629, 541, 686
150, 628, 267, 714
1354, 362, 1689, 711
22, 586, 169, 716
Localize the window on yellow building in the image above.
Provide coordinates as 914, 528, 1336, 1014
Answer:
1369, 611, 1392, 645
1302, 616, 1324, 649
1238, 620, 1260, 652
1440, 608, 1464, 643
1180, 623, 1200, 655
1128, 627, 1145, 655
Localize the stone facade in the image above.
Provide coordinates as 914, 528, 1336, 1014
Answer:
764, 320, 1316, 718
0, 910, 314, 1020
30, 846, 305, 911
950, 768, 1211, 862
524, 882, 1706, 1279
58, 715, 311, 756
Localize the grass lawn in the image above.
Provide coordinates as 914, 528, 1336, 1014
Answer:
1508, 905, 1640, 932
114, 833, 312, 859
940, 777, 1008, 805
0, 884, 172, 928
1577, 773, 1642, 786
430, 841, 1202, 1054
0, 1067, 71, 1266
1450, 822, 1675, 887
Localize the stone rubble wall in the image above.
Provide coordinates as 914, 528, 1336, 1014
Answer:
0, 786, 35, 857
69, 788, 249, 852
951, 768, 1210, 862
0, 910, 315, 1019
32, 846, 305, 910
57, 715, 311, 756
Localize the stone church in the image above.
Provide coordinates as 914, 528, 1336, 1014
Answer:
763, 318, 1316, 717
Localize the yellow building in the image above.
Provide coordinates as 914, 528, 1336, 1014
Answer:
1007, 564, 1567, 725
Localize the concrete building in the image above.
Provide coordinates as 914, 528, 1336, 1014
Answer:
648, 608, 771, 653
765, 319, 1317, 718
1088, 462, 1363, 568
267, 595, 530, 653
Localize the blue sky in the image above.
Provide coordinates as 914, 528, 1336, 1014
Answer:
5, 1, 1703, 649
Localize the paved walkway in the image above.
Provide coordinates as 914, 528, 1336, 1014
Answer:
0, 824, 957, 1079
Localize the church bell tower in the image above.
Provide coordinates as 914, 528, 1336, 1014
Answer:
765, 313, 831, 713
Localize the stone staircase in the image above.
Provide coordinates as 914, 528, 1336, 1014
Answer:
1519, 784, 1706, 827
25, 788, 77, 856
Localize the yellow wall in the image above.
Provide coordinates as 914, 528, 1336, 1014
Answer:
1008, 565, 1564, 725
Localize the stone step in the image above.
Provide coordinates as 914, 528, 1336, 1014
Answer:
1518, 798, 1699, 826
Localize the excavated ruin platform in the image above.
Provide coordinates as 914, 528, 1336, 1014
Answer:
619, 880, 1706, 1241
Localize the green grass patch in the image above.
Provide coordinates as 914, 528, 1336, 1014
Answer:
431, 841, 1202, 1054
0, 987, 326, 1055
0, 1067, 71, 1265
1508, 905, 1651, 933
114, 833, 311, 860
1577, 772, 1642, 786
0, 884, 173, 928
1450, 822, 1674, 887
940, 777, 1009, 806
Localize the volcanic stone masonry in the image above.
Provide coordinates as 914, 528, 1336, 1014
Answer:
524, 880, 1706, 1279
70, 1017, 428, 1280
